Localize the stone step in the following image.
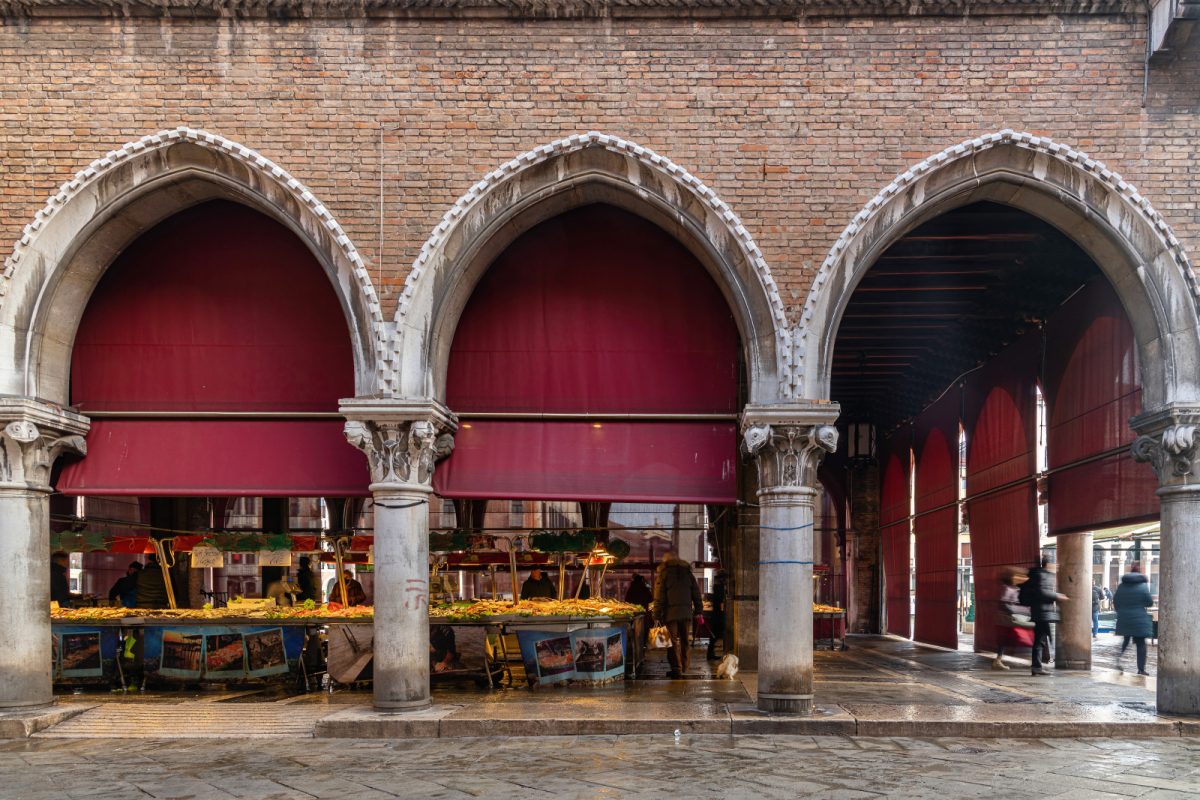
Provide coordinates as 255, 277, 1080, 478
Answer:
34, 703, 332, 739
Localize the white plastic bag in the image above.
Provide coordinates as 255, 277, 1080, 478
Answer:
649, 625, 672, 649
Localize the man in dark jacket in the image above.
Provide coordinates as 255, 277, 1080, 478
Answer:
653, 553, 702, 677
1091, 583, 1103, 638
1114, 562, 1153, 676
50, 551, 72, 607
520, 569, 557, 600
1021, 556, 1066, 676
136, 553, 170, 609
108, 561, 142, 608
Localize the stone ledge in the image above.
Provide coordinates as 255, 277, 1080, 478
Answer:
729, 703, 856, 735
313, 704, 457, 739
0, 704, 93, 739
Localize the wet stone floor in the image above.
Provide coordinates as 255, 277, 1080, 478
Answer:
40, 635, 1165, 739
3, 733, 1199, 799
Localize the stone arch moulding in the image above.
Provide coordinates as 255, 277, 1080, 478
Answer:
798, 129, 1200, 411
0, 126, 386, 405
391, 131, 791, 405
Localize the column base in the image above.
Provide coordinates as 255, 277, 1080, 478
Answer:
373, 698, 433, 713
1055, 659, 1091, 671
757, 693, 814, 715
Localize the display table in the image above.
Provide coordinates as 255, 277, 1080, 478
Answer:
814, 611, 847, 651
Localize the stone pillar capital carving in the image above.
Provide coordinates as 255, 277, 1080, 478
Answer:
340, 397, 457, 491
1131, 404, 1200, 490
0, 398, 89, 492
741, 403, 840, 496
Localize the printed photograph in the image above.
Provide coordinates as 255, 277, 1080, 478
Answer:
533, 635, 574, 677
60, 632, 101, 674
605, 632, 623, 671
160, 631, 203, 673
204, 633, 246, 675
244, 628, 287, 673
572, 634, 605, 674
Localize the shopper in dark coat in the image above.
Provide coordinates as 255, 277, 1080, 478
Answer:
135, 554, 170, 609
1114, 563, 1153, 676
108, 561, 143, 608
520, 569, 557, 600
50, 551, 72, 608
653, 553, 702, 677
1020, 556, 1066, 676
296, 556, 319, 604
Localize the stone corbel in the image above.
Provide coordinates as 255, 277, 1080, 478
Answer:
341, 397, 457, 490
1130, 404, 1200, 488
0, 400, 90, 492
741, 403, 841, 492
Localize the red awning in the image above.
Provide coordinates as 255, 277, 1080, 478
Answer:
56, 420, 369, 497
432, 421, 736, 503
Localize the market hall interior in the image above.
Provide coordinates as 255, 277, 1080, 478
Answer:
2, 126, 1200, 720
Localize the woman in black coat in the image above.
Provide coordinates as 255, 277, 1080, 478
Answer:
1113, 563, 1154, 676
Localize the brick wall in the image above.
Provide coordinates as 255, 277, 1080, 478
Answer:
0, 11, 1196, 319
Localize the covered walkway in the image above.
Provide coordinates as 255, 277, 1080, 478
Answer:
16, 636, 1194, 740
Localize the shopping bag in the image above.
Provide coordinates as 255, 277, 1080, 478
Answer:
649, 625, 672, 649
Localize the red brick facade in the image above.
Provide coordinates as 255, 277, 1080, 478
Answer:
1, 5, 1196, 319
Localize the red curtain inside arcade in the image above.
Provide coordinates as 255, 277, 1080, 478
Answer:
912, 391, 960, 650
57, 201, 368, 496
1044, 280, 1157, 534
434, 204, 740, 503
963, 333, 1040, 653
879, 431, 911, 638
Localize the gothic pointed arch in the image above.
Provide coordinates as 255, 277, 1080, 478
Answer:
799, 130, 1200, 411
391, 132, 790, 405
0, 127, 385, 403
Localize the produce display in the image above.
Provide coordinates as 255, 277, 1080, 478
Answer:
813, 604, 844, 613
51, 602, 374, 622
51, 598, 642, 623
430, 598, 644, 622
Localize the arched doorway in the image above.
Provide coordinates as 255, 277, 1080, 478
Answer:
0, 130, 380, 709
803, 132, 1200, 714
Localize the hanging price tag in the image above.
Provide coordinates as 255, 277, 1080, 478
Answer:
191, 546, 224, 568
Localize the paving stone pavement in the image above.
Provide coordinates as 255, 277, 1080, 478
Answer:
1, 734, 1198, 799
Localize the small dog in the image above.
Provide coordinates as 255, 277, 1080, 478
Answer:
715, 653, 739, 680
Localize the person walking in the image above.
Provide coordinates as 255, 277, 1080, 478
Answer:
135, 553, 170, 609
1113, 562, 1153, 676
1021, 556, 1067, 676
50, 551, 73, 608
1091, 582, 1103, 638
992, 568, 1033, 670
653, 552, 702, 678
107, 561, 142, 608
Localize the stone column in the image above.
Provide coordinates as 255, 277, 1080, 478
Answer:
1054, 531, 1093, 670
1132, 410, 1200, 716
0, 401, 88, 708
742, 405, 839, 715
343, 399, 455, 711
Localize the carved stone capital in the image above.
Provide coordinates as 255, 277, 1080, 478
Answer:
0, 399, 90, 492
741, 403, 840, 493
1131, 404, 1200, 488
341, 397, 457, 490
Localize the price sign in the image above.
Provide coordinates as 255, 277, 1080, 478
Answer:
258, 550, 292, 567
191, 546, 224, 568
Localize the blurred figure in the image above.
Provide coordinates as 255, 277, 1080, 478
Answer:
136, 553, 169, 609
50, 551, 72, 607
706, 571, 727, 660
624, 574, 653, 610
1021, 556, 1067, 676
653, 552, 702, 677
296, 556, 319, 603
1091, 582, 1103, 638
107, 561, 142, 608
1114, 562, 1153, 676
993, 567, 1033, 670
520, 568, 556, 600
